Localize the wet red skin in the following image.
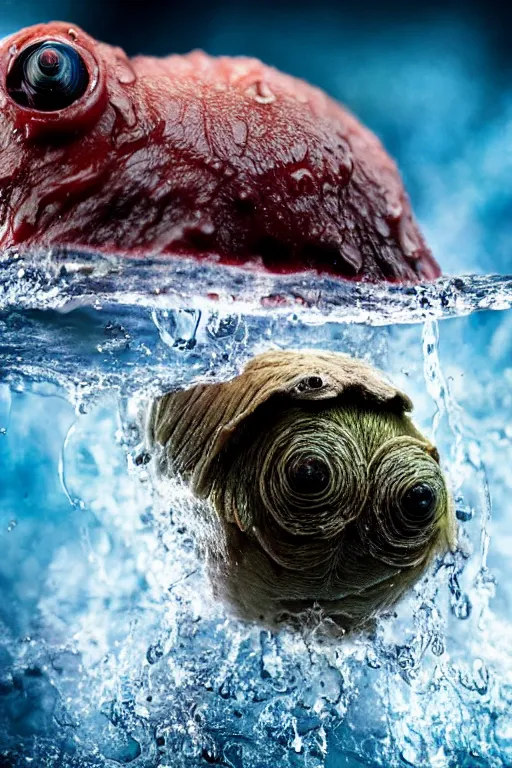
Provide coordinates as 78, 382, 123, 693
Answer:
0, 22, 441, 282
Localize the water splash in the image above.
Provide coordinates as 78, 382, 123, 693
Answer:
2, 250, 512, 323
1, 250, 512, 405
0, 250, 511, 767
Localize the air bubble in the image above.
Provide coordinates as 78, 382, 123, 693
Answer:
456, 504, 474, 522
206, 311, 241, 339
451, 592, 472, 621
152, 308, 201, 351
431, 635, 445, 656
146, 641, 164, 665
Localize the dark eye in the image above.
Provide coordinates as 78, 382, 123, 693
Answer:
7, 41, 89, 111
401, 482, 436, 522
287, 456, 330, 495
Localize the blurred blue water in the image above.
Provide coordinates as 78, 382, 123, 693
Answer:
1, 12, 512, 768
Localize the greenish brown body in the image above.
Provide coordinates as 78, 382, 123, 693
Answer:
147, 350, 455, 634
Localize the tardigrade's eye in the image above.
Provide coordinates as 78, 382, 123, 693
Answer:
286, 455, 330, 496
401, 482, 437, 526
364, 436, 448, 568
253, 410, 368, 541
214, 409, 369, 572
7, 41, 89, 111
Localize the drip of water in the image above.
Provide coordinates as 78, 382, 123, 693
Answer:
0, 383, 11, 435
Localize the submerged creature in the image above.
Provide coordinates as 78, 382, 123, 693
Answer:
148, 350, 455, 633
0, 22, 441, 282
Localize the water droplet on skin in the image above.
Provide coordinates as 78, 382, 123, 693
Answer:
290, 168, 315, 196
397, 216, 418, 258
374, 216, 391, 238
384, 200, 418, 256
290, 139, 308, 163
115, 56, 137, 85
338, 156, 354, 186
232, 120, 248, 146
341, 243, 363, 273
68, 28, 78, 41
197, 220, 215, 237
322, 181, 336, 196
8, 44, 17, 57
344, 206, 359, 231
358, 200, 369, 219
385, 198, 403, 221
245, 80, 276, 104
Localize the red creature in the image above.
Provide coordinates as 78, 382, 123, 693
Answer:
0, 22, 441, 282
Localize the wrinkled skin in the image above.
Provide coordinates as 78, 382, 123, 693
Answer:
0, 22, 441, 282
147, 351, 455, 634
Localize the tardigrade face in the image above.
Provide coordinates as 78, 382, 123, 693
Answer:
148, 350, 454, 633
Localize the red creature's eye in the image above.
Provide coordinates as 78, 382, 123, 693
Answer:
7, 41, 89, 111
